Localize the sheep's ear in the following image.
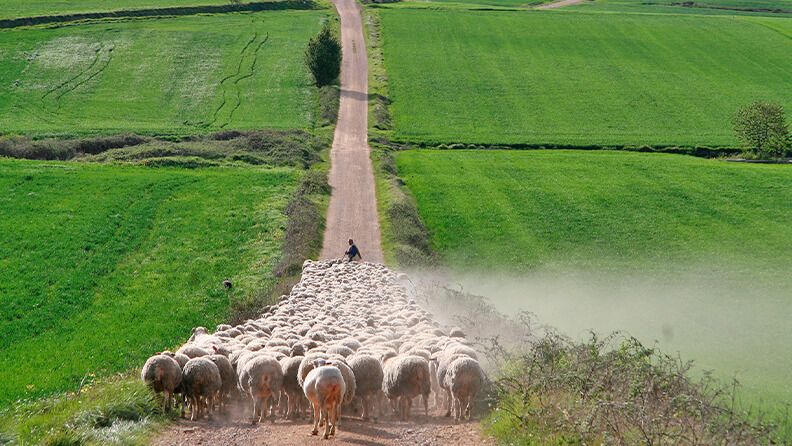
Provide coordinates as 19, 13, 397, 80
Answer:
156, 352, 162, 355
312, 359, 326, 368
212, 345, 219, 353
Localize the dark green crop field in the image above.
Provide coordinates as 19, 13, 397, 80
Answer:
0, 159, 297, 406
378, 9, 792, 146
0, 10, 325, 137
395, 149, 792, 407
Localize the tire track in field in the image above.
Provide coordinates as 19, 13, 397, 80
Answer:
40, 43, 104, 100
222, 33, 269, 128
207, 33, 259, 127
53, 44, 114, 110
39, 43, 115, 115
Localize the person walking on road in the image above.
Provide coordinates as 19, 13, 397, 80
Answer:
345, 239, 362, 262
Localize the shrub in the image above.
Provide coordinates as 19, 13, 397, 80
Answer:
305, 23, 341, 87
318, 85, 340, 126
733, 101, 790, 159
297, 169, 331, 195
137, 156, 219, 168
483, 326, 777, 444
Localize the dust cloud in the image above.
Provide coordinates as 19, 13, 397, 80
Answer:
410, 268, 792, 410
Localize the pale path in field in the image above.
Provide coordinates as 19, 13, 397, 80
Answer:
535, 0, 587, 9
320, 0, 384, 263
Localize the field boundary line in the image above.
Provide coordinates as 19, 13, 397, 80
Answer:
381, 140, 744, 158
0, 0, 318, 29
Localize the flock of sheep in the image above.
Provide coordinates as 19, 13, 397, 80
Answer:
141, 260, 485, 439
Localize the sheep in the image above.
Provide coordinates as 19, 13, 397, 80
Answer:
181, 357, 222, 421
238, 354, 284, 423
302, 360, 346, 439
176, 344, 210, 359
206, 354, 237, 413
443, 356, 484, 422
347, 354, 384, 421
281, 356, 307, 418
436, 349, 478, 417
333, 359, 357, 425
298, 353, 329, 387
141, 354, 182, 411
382, 355, 431, 421
161, 350, 190, 369
326, 345, 354, 358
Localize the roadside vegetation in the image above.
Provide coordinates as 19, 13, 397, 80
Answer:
377, 8, 792, 147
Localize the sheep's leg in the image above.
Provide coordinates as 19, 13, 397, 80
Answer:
189, 397, 197, 421
423, 394, 429, 416
443, 389, 452, 417
268, 395, 277, 421
330, 401, 338, 436
251, 396, 260, 424
465, 395, 473, 420
163, 391, 171, 412
322, 405, 331, 439
361, 395, 370, 421
311, 401, 320, 435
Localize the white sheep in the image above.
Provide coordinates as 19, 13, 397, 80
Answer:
443, 356, 484, 421
181, 357, 222, 421
347, 354, 384, 421
382, 355, 431, 420
141, 354, 182, 411
302, 359, 346, 439
238, 354, 284, 423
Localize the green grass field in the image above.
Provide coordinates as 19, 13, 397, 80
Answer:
396, 150, 792, 273
378, 9, 792, 146
0, 158, 297, 406
395, 149, 792, 406
0, 0, 234, 20
0, 10, 325, 137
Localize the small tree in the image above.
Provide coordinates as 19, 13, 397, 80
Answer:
305, 23, 341, 87
732, 101, 790, 159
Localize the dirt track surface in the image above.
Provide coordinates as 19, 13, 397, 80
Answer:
320, 0, 384, 263
535, 0, 587, 9
151, 412, 495, 446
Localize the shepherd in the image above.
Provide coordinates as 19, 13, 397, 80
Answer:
344, 239, 362, 262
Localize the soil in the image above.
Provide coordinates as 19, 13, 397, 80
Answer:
320, 0, 384, 264
151, 409, 496, 445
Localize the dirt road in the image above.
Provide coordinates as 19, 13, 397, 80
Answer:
152, 411, 494, 446
535, 0, 587, 9
320, 0, 384, 263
